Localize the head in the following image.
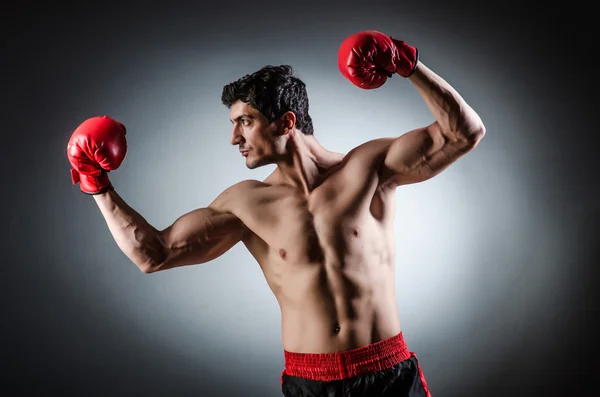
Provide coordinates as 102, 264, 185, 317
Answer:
221, 65, 314, 169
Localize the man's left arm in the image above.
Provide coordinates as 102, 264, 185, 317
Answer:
381, 61, 486, 187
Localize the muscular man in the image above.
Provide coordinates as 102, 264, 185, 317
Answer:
66, 30, 485, 396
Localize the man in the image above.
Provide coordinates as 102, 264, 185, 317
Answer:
66, 30, 485, 396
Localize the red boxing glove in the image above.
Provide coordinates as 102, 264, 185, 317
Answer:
338, 30, 418, 89
66, 115, 127, 194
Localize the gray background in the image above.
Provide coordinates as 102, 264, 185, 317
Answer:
2, 1, 598, 396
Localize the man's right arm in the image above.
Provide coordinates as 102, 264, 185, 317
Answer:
93, 188, 246, 273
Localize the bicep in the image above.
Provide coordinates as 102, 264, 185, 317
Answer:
153, 207, 245, 272
381, 122, 480, 186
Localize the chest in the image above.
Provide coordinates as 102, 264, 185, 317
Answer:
238, 170, 387, 264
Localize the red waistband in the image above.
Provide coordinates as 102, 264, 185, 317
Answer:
282, 332, 411, 382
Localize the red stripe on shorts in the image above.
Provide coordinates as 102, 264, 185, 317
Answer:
281, 331, 411, 382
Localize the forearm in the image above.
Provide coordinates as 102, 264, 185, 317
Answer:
93, 189, 166, 272
409, 62, 485, 139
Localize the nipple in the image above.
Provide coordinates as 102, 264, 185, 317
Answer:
279, 248, 287, 260
352, 227, 360, 237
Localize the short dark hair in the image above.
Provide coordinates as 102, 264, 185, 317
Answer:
221, 65, 314, 135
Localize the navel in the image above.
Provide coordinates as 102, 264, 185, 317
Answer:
333, 322, 341, 334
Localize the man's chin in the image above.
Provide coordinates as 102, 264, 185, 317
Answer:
245, 158, 260, 169
245, 157, 269, 170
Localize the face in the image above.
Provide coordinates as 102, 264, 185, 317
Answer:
229, 101, 290, 169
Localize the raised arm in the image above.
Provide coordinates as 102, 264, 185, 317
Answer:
93, 188, 246, 274
66, 116, 247, 274
381, 61, 486, 186
336, 31, 485, 187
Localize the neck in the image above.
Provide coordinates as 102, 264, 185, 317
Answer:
275, 130, 340, 194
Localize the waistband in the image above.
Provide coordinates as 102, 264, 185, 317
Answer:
282, 331, 411, 382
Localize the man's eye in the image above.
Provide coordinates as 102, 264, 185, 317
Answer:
242, 119, 250, 126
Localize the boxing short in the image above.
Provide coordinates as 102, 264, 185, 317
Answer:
280, 332, 431, 397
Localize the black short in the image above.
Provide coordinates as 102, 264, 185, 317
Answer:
280, 332, 431, 397
282, 355, 429, 396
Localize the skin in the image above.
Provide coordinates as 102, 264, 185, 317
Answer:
93, 61, 485, 354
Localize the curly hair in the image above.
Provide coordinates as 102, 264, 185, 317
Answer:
221, 65, 314, 135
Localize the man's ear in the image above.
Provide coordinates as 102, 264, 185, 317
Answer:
281, 111, 296, 133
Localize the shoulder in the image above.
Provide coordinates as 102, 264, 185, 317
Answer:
224, 179, 269, 194
230, 179, 267, 190
208, 179, 267, 211
353, 137, 395, 153
342, 137, 395, 166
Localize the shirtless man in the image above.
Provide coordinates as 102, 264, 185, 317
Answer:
66, 30, 485, 396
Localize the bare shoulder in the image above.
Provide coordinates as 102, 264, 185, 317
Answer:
353, 137, 394, 155
208, 179, 267, 212
341, 137, 395, 169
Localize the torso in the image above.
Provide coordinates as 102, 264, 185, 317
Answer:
221, 138, 401, 353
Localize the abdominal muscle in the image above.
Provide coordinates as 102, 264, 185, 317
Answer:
274, 259, 402, 354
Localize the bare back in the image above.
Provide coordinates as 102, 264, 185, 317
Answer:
214, 138, 402, 354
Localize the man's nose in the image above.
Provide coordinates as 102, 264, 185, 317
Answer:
230, 126, 243, 146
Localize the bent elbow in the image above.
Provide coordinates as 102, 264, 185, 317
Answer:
475, 124, 486, 145
474, 122, 486, 140
464, 122, 486, 149
138, 262, 155, 274
137, 256, 165, 274
137, 243, 169, 274
140, 264, 155, 274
